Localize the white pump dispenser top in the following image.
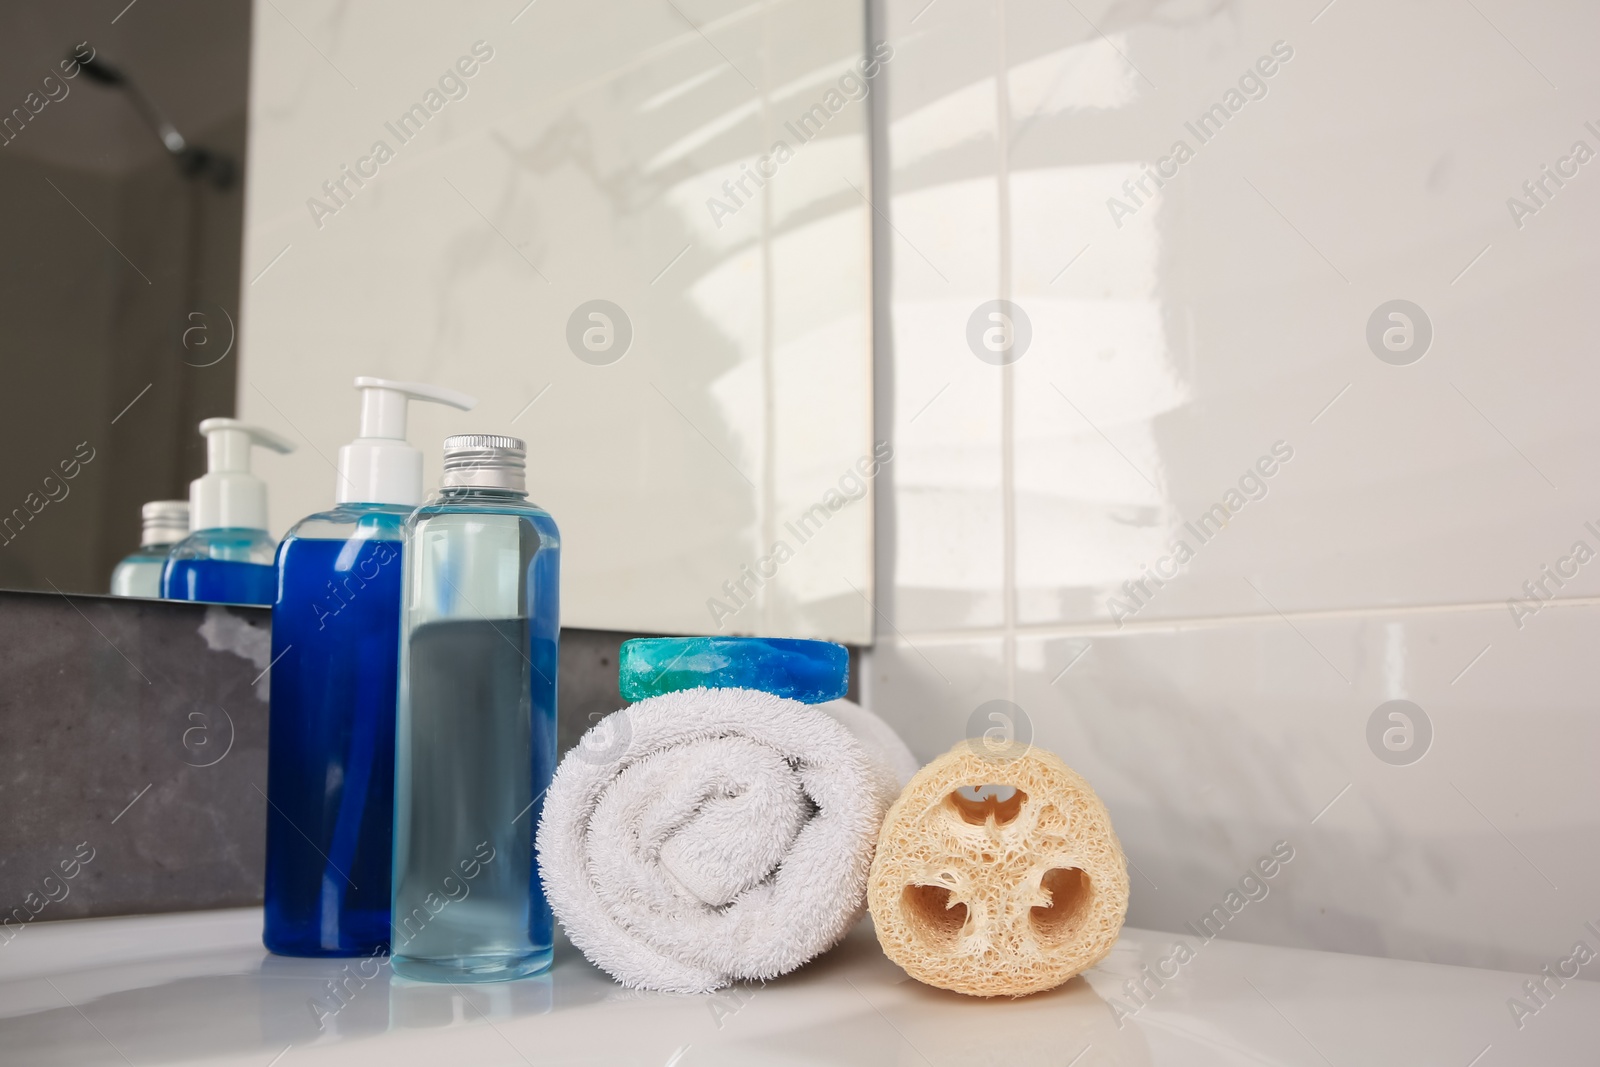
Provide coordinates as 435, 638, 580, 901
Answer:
192, 419, 296, 532
336, 377, 477, 505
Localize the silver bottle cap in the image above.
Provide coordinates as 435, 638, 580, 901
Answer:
441, 434, 526, 492
140, 500, 190, 547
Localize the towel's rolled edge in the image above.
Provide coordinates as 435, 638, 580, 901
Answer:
536, 687, 911, 994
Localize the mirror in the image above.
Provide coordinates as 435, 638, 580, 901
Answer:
1, 0, 877, 644
0, 3, 249, 595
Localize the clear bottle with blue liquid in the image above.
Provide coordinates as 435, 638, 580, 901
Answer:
264, 378, 475, 957
162, 419, 294, 605
110, 500, 189, 598
392, 434, 559, 983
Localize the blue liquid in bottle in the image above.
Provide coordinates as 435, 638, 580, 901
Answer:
392, 441, 559, 983
110, 545, 180, 598
264, 506, 406, 956
162, 528, 279, 605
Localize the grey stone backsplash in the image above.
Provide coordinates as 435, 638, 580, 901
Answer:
0, 590, 857, 924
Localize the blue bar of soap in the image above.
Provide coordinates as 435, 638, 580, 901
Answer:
618, 637, 848, 704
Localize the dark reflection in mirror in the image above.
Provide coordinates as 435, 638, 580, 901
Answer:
0, 2, 250, 595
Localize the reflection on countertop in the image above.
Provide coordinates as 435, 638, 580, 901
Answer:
3, 907, 1593, 1065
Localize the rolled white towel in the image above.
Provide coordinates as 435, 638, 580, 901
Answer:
536, 687, 912, 993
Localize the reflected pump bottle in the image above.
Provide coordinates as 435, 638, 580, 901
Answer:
110, 501, 189, 598
263, 378, 476, 957
162, 419, 295, 605
391, 434, 559, 983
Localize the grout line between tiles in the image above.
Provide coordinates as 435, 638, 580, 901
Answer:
997, 0, 1017, 705
883, 595, 1600, 645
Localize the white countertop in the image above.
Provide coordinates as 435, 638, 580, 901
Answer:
1, 908, 1594, 1065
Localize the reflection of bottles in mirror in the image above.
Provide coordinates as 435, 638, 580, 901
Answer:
161, 418, 294, 606
162, 528, 279, 604
109, 500, 189, 598
392, 434, 559, 984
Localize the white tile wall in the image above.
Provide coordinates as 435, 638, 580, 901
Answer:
237, 0, 876, 642
864, 0, 1600, 975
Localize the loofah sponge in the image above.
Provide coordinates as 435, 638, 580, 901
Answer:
867, 740, 1128, 997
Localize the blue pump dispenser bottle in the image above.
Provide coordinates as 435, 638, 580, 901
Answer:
264, 378, 475, 957
162, 419, 295, 605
